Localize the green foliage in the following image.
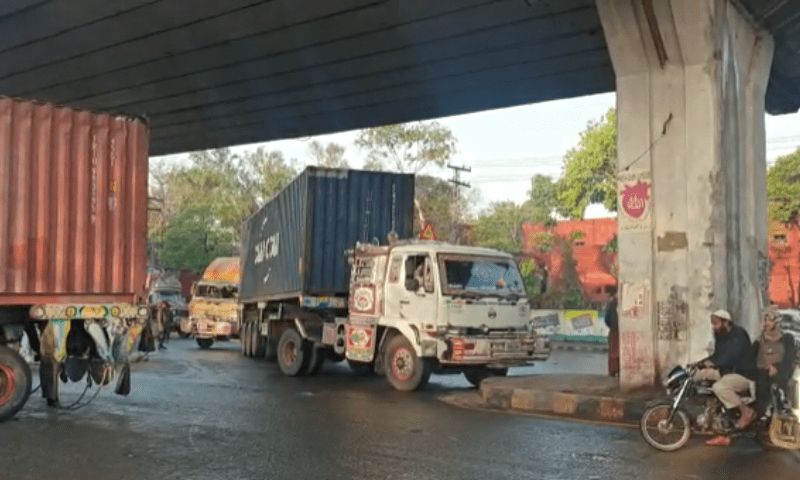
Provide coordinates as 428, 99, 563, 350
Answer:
160, 207, 235, 272
414, 175, 475, 242
149, 147, 298, 270
308, 141, 348, 168
556, 109, 617, 218
522, 174, 558, 225
767, 149, 800, 224
473, 202, 530, 253
530, 232, 555, 253
356, 121, 457, 173
518, 258, 544, 303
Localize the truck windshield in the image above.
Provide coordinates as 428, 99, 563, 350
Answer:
440, 256, 524, 297
195, 284, 238, 300
153, 291, 185, 305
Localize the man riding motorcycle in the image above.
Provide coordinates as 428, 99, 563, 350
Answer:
694, 309, 757, 446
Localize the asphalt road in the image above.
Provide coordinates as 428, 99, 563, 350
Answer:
2, 339, 798, 480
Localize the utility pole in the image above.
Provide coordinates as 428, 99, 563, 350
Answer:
447, 164, 471, 243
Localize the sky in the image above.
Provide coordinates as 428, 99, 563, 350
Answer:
153, 91, 800, 216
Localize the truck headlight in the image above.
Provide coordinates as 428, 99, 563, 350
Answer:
137, 307, 149, 317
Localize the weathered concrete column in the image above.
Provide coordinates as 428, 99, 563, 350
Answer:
596, 0, 774, 389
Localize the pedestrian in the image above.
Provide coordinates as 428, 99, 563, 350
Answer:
604, 287, 619, 377
156, 301, 172, 351
753, 306, 797, 418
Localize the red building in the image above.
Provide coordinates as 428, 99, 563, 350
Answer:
769, 222, 800, 308
522, 218, 617, 304
523, 218, 800, 308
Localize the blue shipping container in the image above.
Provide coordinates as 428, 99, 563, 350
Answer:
239, 167, 415, 302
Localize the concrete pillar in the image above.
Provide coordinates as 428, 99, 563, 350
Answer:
596, 0, 774, 389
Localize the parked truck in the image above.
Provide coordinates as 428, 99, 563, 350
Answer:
146, 270, 189, 337
0, 96, 149, 421
188, 257, 240, 349
238, 167, 548, 391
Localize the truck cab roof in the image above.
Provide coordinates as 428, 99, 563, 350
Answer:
356, 240, 513, 259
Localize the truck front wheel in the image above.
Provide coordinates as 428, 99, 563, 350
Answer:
463, 367, 508, 388
277, 328, 307, 376
0, 345, 32, 421
383, 335, 431, 392
197, 338, 214, 349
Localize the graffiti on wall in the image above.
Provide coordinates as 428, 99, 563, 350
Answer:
621, 331, 653, 375
620, 281, 651, 321
657, 286, 689, 341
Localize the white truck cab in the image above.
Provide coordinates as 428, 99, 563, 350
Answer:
334, 241, 549, 391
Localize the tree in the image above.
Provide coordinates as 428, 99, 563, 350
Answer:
356, 121, 457, 173
473, 202, 529, 253
556, 109, 617, 218
308, 141, 348, 168
148, 147, 298, 269
522, 174, 558, 225
414, 175, 477, 242
160, 207, 235, 272
767, 149, 800, 224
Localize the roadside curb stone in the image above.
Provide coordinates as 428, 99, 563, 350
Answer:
474, 375, 656, 425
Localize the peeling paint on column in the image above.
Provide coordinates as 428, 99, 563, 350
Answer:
657, 286, 688, 340
656, 231, 688, 251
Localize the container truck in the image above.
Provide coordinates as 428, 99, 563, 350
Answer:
188, 257, 240, 349
238, 167, 548, 391
0, 96, 149, 421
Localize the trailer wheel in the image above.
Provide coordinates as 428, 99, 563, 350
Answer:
0, 345, 32, 421
197, 338, 214, 349
303, 343, 325, 376
463, 367, 508, 388
240, 323, 248, 356
253, 322, 266, 358
383, 335, 431, 392
277, 329, 307, 376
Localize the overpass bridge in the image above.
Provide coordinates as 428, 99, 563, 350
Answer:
1, 0, 798, 388
0, 0, 798, 155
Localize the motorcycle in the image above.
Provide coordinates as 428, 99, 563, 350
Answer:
640, 362, 800, 451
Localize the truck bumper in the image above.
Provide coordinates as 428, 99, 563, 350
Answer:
438, 333, 549, 366
193, 318, 233, 339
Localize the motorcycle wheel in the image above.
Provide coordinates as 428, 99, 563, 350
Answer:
640, 402, 692, 452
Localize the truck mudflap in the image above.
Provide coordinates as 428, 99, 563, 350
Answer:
440, 333, 549, 365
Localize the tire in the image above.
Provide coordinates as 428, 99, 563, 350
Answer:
463, 367, 509, 388
240, 323, 248, 356
347, 359, 374, 375
640, 402, 692, 452
197, 338, 214, 349
277, 329, 307, 377
0, 345, 32, 421
245, 323, 254, 357
253, 322, 266, 358
303, 343, 325, 376
383, 335, 432, 392
264, 335, 278, 361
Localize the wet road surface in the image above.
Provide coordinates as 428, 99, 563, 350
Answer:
3, 339, 798, 480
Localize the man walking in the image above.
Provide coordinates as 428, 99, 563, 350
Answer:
604, 288, 619, 377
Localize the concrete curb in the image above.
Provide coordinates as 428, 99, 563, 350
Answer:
479, 378, 650, 425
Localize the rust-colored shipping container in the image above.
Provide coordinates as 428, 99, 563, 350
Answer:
0, 96, 149, 306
